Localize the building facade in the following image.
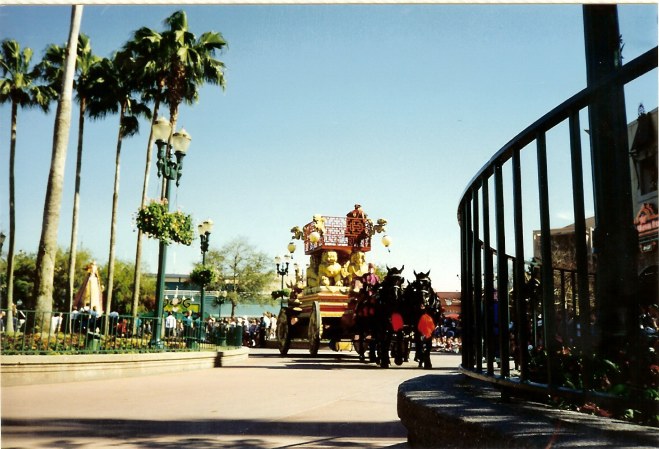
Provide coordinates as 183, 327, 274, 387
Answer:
532, 106, 657, 304
629, 106, 658, 304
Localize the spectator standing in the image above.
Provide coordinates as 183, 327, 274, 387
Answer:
70, 306, 79, 333
109, 311, 120, 336
248, 319, 258, 347
80, 303, 90, 333
89, 306, 100, 333
259, 313, 270, 347
165, 312, 176, 339
11, 303, 25, 331
16, 307, 26, 331
182, 311, 193, 338
51, 313, 63, 334
205, 316, 215, 342
269, 312, 277, 339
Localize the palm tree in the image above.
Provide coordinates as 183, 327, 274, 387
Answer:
0, 39, 56, 332
39, 34, 101, 315
124, 10, 227, 321
121, 26, 167, 323
158, 10, 227, 147
33, 5, 83, 331
85, 50, 150, 330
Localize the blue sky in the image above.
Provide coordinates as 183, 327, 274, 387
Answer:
0, 4, 657, 293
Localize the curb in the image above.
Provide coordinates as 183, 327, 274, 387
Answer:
1, 347, 249, 386
397, 373, 659, 448
215, 346, 250, 366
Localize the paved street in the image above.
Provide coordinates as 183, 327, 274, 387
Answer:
2, 347, 461, 448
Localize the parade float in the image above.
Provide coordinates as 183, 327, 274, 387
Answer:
276, 204, 389, 355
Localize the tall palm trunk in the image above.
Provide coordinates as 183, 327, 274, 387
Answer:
105, 102, 126, 331
5, 101, 18, 333
131, 96, 161, 324
34, 5, 83, 331
67, 97, 86, 313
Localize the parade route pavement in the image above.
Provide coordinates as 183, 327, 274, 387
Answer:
2, 348, 462, 448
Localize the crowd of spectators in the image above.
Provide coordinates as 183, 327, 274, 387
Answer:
431, 316, 462, 353
202, 311, 277, 347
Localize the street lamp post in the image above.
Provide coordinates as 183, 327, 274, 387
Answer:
274, 242, 297, 307
198, 219, 213, 339
274, 254, 290, 290
152, 117, 191, 347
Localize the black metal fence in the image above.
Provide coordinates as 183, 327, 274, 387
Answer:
0, 309, 244, 354
458, 42, 657, 425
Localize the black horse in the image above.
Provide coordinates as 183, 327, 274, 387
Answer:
404, 270, 441, 369
374, 265, 406, 368
353, 275, 380, 363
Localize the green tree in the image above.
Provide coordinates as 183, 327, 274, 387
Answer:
374, 264, 388, 282
11, 251, 37, 310
123, 10, 227, 320
38, 34, 102, 314
85, 50, 150, 324
4, 247, 157, 314
4, 247, 154, 316
98, 258, 155, 314
201, 237, 272, 317
3, 247, 94, 312
33, 5, 83, 333
1, 39, 57, 333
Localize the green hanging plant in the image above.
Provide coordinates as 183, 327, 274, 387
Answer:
271, 289, 291, 300
136, 199, 194, 246
167, 210, 194, 245
189, 265, 216, 287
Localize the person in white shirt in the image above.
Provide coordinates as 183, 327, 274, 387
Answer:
165, 312, 177, 338
51, 313, 63, 334
269, 312, 277, 339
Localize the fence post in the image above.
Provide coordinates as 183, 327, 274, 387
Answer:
583, 5, 640, 361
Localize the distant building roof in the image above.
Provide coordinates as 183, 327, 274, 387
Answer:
435, 291, 462, 300
535, 216, 595, 237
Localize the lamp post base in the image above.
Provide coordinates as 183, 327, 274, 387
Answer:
150, 339, 165, 350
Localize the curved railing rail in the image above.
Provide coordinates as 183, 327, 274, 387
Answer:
458, 46, 657, 422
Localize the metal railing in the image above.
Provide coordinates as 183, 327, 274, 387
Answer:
0, 309, 243, 354
458, 44, 657, 424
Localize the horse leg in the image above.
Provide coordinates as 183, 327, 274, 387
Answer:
356, 330, 366, 362
394, 331, 404, 366
379, 333, 391, 368
414, 333, 424, 367
425, 338, 433, 369
367, 336, 378, 363
404, 331, 411, 362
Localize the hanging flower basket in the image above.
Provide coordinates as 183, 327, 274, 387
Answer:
190, 265, 216, 287
271, 289, 291, 300
136, 199, 194, 246
167, 210, 194, 245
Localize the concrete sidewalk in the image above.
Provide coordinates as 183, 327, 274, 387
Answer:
2, 347, 460, 448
